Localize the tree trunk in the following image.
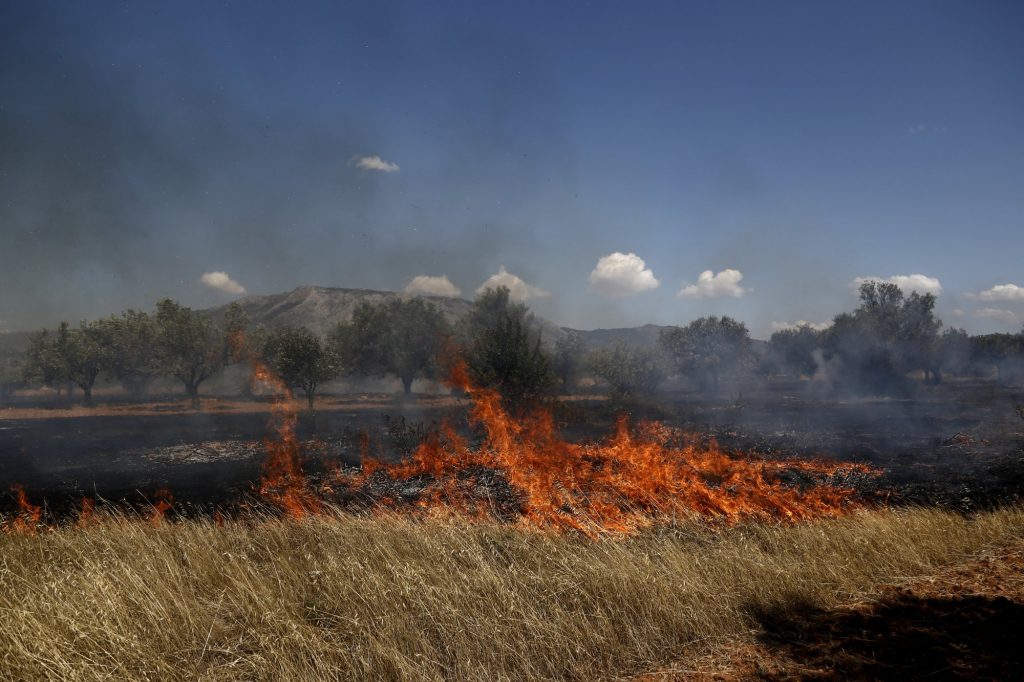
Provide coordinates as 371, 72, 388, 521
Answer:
401, 375, 414, 396
82, 386, 93, 407
306, 391, 316, 412
186, 383, 200, 409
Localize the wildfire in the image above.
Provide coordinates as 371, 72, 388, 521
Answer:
253, 361, 321, 518
344, 361, 877, 536
9, 484, 43, 533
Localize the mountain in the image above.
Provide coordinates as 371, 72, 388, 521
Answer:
204, 286, 570, 343
566, 324, 669, 350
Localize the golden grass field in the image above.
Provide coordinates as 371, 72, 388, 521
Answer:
2, 506, 1023, 681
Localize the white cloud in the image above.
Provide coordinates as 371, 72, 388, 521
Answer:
477, 266, 550, 302
969, 283, 1024, 302
851, 274, 942, 296
587, 252, 659, 297
770, 320, 830, 332
404, 275, 462, 298
678, 269, 747, 299
200, 271, 246, 295
975, 308, 1021, 325
951, 308, 966, 317
353, 155, 399, 172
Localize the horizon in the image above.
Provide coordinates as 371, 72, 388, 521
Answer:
2, 1, 1023, 337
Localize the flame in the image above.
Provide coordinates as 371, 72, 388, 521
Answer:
149, 488, 174, 525
253, 361, 321, 518
348, 359, 876, 536
76, 497, 96, 528
9, 484, 43, 533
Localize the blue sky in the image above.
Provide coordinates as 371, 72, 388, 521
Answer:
2, 0, 1022, 336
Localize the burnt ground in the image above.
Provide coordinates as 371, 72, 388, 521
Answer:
1, 379, 1023, 517
639, 540, 1024, 681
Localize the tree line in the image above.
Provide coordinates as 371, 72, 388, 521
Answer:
7, 280, 1024, 407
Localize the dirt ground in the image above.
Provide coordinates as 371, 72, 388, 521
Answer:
1, 379, 1022, 516
639, 539, 1024, 680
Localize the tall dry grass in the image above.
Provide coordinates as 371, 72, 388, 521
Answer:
1, 506, 1022, 681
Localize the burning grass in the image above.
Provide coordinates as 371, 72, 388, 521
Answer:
1, 506, 1023, 681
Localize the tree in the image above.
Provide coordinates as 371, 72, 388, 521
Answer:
552, 331, 586, 392
23, 327, 70, 395
153, 299, 225, 408
659, 316, 751, 392
333, 298, 449, 396
261, 326, 339, 410
62, 320, 111, 405
936, 327, 971, 380
587, 343, 665, 400
820, 282, 943, 393
768, 325, 821, 378
464, 287, 555, 405
97, 310, 159, 398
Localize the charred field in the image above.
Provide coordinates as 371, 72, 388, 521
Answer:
2, 378, 1022, 522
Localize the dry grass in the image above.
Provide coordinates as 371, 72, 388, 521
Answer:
1, 507, 1023, 681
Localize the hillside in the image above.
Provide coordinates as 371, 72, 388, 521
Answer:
204, 286, 569, 343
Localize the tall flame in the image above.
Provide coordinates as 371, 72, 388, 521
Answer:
350, 359, 875, 535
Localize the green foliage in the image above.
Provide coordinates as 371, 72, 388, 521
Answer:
96, 310, 159, 398
659, 316, 751, 392
821, 281, 943, 392
262, 326, 339, 409
23, 327, 70, 391
154, 299, 225, 407
552, 331, 586, 392
586, 343, 665, 400
332, 298, 449, 395
465, 287, 555, 405
768, 325, 821, 378
23, 321, 108, 404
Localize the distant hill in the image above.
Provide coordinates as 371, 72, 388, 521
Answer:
566, 324, 669, 350
203, 286, 570, 344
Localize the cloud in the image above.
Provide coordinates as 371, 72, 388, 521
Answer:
200, 271, 246, 295
477, 265, 550, 302
678, 269, 747, 299
353, 155, 399, 172
974, 308, 1021, 325
968, 283, 1024, 302
851, 274, 942, 296
404, 275, 461, 298
951, 308, 966, 317
587, 252, 660, 297
770, 320, 830, 332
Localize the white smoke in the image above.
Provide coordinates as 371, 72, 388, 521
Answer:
770, 320, 830, 332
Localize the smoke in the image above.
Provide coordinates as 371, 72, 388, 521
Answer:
974, 308, 1020, 325
587, 252, 659, 298
404, 275, 461, 298
678, 269, 748, 299
771, 320, 830, 332
200, 272, 246, 295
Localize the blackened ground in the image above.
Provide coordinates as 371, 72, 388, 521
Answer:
1, 378, 1022, 518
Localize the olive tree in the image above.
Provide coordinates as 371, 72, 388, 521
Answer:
463, 287, 555, 405
587, 343, 665, 400
261, 326, 339, 410
659, 316, 751, 392
333, 297, 449, 396
154, 299, 225, 408
552, 331, 587, 392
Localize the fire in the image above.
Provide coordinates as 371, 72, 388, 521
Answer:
347, 360, 876, 535
253, 361, 321, 518
9, 484, 43, 533
149, 488, 174, 525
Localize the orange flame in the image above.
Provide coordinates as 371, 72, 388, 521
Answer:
350, 358, 876, 536
253, 360, 321, 518
9, 484, 43, 533
149, 488, 174, 525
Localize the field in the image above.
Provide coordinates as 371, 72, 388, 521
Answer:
2, 379, 1024, 679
